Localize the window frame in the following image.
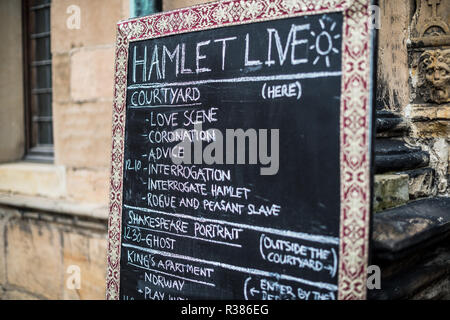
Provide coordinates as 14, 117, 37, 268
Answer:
22, 0, 54, 162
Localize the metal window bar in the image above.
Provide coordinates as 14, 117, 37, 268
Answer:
30, 31, 50, 39
31, 59, 51, 67
30, 3, 51, 11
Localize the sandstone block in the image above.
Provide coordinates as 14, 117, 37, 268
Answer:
53, 101, 112, 168
411, 121, 449, 139
410, 105, 450, 121
70, 46, 115, 101
52, 53, 71, 103
66, 168, 110, 205
51, 0, 127, 53
62, 231, 107, 300
374, 174, 409, 212
6, 219, 62, 299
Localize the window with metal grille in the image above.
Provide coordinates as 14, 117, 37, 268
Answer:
23, 0, 53, 161
130, 0, 162, 18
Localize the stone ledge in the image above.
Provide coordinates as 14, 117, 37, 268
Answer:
409, 36, 450, 48
0, 162, 66, 198
376, 110, 409, 138
370, 197, 450, 299
407, 105, 450, 139
374, 139, 430, 174
409, 105, 450, 122
372, 197, 450, 258
0, 193, 108, 221
369, 244, 450, 300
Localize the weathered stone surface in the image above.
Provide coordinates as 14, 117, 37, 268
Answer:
404, 0, 450, 201
411, 120, 450, 139
376, 110, 409, 138
62, 231, 107, 300
70, 46, 115, 101
411, 274, 450, 300
51, 0, 128, 53
2, 290, 40, 300
74, 218, 107, 232
430, 138, 449, 194
6, 218, 62, 299
410, 105, 450, 121
53, 101, 112, 168
372, 197, 450, 254
369, 244, 450, 300
66, 168, 110, 205
410, 0, 450, 40
448, 145, 450, 176
400, 167, 436, 199
437, 106, 450, 119
374, 174, 409, 212
374, 139, 430, 174
414, 50, 450, 104
376, 0, 411, 110
0, 207, 12, 287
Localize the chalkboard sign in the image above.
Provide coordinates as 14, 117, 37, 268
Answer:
107, 0, 374, 300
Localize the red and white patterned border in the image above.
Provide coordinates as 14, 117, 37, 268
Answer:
106, 0, 372, 300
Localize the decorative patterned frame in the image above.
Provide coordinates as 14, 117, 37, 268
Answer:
106, 0, 373, 300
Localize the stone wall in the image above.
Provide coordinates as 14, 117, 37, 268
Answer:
376, 0, 412, 111
407, 0, 450, 196
375, 0, 449, 202
51, 0, 130, 204
0, 0, 129, 300
0, 0, 25, 162
0, 0, 216, 301
0, 205, 107, 300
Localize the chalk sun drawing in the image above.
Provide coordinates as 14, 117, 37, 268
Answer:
309, 17, 340, 68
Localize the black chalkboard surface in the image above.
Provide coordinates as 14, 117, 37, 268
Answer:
107, 0, 374, 301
